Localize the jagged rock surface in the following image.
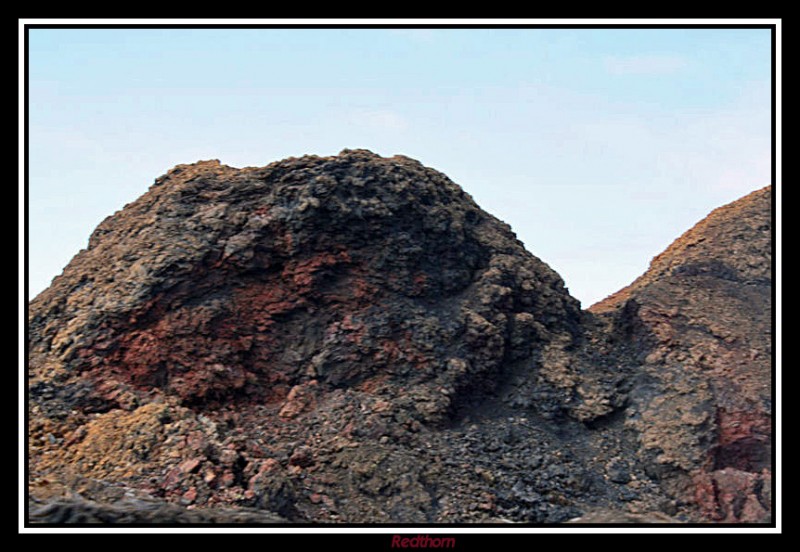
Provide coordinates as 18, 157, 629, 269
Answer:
591, 186, 772, 522
27, 151, 773, 524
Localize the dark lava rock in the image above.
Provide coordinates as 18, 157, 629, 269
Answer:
28, 494, 285, 524
27, 150, 772, 525
606, 458, 632, 485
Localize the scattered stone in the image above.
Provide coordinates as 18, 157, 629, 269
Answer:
180, 487, 197, 505
606, 459, 631, 484
179, 458, 202, 474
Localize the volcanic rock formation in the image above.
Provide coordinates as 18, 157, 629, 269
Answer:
27, 150, 773, 524
591, 186, 773, 523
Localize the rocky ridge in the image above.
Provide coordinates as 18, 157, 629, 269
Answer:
591, 186, 773, 522
27, 150, 773, 524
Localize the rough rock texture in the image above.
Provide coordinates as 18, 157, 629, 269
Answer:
28, 494, 285, 524
591, 186, 773, 522
27, 150, 773, 524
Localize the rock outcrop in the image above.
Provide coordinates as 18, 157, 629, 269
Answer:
591, 186, 773, 522
27, 150, 773, 524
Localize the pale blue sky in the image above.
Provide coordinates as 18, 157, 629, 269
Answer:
26, 26, 773, 307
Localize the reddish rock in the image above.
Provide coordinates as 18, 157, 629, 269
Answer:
27, 151, 771, 524
289, 446, 315, 468
178, 457, 202, 474
253, 458, 281, 477
218, 470, 235, 489
162, 467, 183, 491
694, 468, 770, 523
181, 487, 198, 505
278, 380, 319, 420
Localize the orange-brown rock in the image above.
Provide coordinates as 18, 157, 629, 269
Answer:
27, 151, 773, 524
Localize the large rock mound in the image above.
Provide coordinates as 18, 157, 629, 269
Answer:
27, 151, 772, 524
29, 149, 589, 522
29, 150, 581, 415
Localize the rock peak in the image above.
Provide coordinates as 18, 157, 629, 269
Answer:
28, 154, 772, 524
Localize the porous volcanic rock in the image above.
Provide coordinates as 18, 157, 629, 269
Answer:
29, 149, 587, 522
27, 151, 773, 524
591, 186, 773, 523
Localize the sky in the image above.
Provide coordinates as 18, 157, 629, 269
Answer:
25, 23, 774, 308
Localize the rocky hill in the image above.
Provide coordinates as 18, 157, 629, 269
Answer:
27, 150, 773, 524
591, 186, 773, 523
